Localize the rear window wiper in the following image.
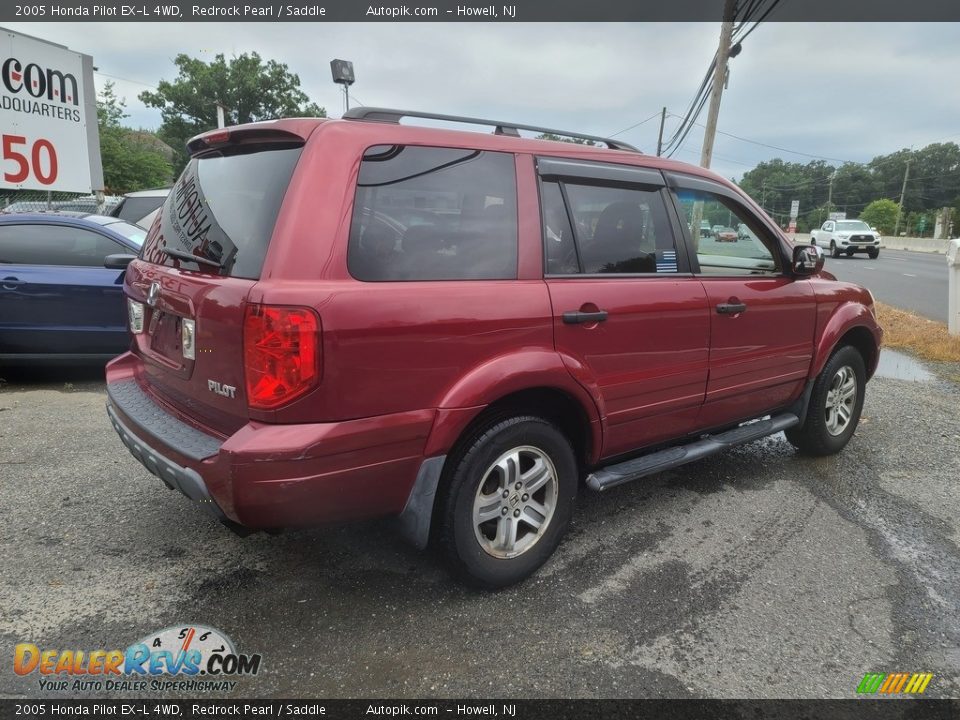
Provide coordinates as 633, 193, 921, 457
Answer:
161, 246, 224, 269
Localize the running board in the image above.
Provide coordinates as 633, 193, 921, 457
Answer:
586, 413, 800, 492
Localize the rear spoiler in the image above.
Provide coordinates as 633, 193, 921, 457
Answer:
186, 120, 324, 156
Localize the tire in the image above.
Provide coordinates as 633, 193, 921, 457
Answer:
436, 415, 577, 589
846, 250, 854, 257
785, 345, 866, 456
868, 249, 879, 259
830, 241, 840, 259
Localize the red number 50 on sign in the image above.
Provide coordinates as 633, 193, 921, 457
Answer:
2, 134, 59, 185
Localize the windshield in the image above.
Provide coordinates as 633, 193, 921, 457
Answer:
837, 221, 870, 231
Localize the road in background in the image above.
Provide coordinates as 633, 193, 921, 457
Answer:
822, 249, 948, 322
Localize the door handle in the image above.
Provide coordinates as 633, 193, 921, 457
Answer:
716, 302, 747, 315
1, 276, 24, 290
563, 310, 608, 324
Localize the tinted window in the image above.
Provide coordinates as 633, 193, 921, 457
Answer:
140, 146, 302, 279
348, 146, 517, 281
115, 196, 166, 224
541, 182, 578, 274
0, 224, 123, 266
543, 181, 678, 275
673, 189, 780, 275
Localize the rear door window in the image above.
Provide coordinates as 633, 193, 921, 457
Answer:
140, 146, 302, 279
541, 180, 681, 275
348, 146, 518, 281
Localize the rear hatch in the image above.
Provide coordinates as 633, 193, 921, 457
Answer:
126, 127, 309, 436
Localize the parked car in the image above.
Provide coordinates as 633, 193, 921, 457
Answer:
0, 213, 144, 362
109, 187, 171, 229
104, 109, 882, 588
713, 226, 738, 242
810, 219, 881, 258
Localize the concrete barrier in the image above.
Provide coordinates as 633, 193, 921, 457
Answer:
881, 237, 950, 254
786, 233, 950, 254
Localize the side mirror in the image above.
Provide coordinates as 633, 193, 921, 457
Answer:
104, 253, 137, 270
793, 244, 824, 276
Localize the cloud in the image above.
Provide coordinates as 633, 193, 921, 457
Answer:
5, 20, 959, 179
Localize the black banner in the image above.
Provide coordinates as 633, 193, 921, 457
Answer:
2, 0, 960, 22
2, 700, 960, 720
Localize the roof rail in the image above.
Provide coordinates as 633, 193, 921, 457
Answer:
342, 107, 640, 152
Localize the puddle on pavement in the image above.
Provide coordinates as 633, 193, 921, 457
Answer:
874, 349, 935, 382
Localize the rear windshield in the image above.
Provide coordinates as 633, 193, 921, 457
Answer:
140, 146, 302, 278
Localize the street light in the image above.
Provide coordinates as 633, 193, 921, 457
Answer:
330, 59, 355, 113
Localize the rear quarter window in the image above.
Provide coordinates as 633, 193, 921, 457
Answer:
348, 145, 518, 281
140, 145, 302, 279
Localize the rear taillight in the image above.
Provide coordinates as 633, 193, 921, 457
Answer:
243, 304, 320, 410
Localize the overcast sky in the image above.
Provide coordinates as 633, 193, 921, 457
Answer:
7, 21, 960, 180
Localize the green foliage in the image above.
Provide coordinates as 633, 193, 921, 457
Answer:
859, 199, 900, 234
736, 142, 960, 232
536, 133, 596, 146
140, 52, 326, 172
98, 82, 173, 195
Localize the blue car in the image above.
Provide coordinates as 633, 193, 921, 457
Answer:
0, 212, 146, 362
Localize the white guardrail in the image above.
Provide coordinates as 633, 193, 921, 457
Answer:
948, 239, 960, 336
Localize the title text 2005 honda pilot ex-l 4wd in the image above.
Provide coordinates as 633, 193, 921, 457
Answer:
105, 108, 882, 589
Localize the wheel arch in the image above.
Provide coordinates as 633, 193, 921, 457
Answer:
396, 354, 603, 550
812, 303, 881, 380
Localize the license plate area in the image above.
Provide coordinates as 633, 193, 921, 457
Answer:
149, 311, 183, 362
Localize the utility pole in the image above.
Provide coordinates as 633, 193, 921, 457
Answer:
894, 158, 911, 237
215, 102, 227, 129
826, 171, 836, 217
699, 0, 737, 170
656, 106, 667, 157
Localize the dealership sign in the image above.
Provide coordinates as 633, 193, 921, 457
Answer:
0, 27, 102, 192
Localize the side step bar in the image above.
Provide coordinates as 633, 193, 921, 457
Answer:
586, 413, 800, 492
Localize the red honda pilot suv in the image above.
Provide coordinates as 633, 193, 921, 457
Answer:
105, 108, 882, 588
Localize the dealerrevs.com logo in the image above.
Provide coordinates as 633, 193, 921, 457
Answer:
14, 625, 262, 693
1, 55, 81, 122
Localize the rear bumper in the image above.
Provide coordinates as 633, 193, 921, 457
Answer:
105, 354, 434, 530
106, 402, 248, 534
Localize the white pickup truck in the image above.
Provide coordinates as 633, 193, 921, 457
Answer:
810, 219, 881, 259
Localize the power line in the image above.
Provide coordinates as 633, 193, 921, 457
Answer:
608, 111, 665, 139
94, 70, 158, 91
672, 147, 755, 167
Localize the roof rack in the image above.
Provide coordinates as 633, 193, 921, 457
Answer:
342, 107, 640, 152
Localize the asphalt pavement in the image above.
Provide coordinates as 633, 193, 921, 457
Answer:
1, 357, 959, 700
823, 249, 949, 323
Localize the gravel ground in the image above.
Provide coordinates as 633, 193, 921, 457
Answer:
0, 354, 958, 699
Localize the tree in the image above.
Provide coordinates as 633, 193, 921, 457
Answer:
536, 133, 596, 146
98, 82, 173, 194
860, 199, 900, 234
140, 52, 326, 172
